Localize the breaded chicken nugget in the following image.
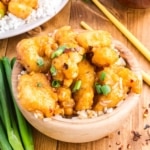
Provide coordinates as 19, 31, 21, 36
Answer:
17, 72, 58, 117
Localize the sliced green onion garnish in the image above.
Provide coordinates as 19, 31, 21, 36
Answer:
101, 85, 111, 95
36, 82, 42, 87
95, 83, 102, 94
95, 83, 111, 95
36, 57, 44, 66
0, 9, 5, 18
50, 65, 57, 76
82, 53, 86, 60
51, 45, 66, 59
51, 80, 61, 88
72, 80, 82, 93
100, 71, 106, 81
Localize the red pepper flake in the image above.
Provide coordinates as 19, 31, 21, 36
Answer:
64, 48, 72, 53
63, 63, 69, 69
105, 133, 113, 139
145, 139, 150, 145
132, 131, 142, 141
143, 109, 149, 118
116, 141, 121, 145
130, 79, 134, 83
118, 145, 123, 150
127, 144, 131, 149
118, 131, 121, 135
144, 124, 150, 130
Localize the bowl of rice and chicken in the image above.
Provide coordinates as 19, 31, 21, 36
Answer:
12, 26, 142, 143
0, 0, 69, 39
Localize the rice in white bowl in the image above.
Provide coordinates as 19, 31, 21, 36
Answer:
0, 0, 64, 33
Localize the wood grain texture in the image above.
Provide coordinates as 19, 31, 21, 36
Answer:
0, 0, 150, 149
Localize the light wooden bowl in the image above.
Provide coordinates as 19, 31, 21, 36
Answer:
12, 40, 142, 143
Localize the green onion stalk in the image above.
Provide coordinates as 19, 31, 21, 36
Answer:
0, 57, 34, 150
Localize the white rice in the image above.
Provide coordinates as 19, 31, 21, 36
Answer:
0, 0, 63, 33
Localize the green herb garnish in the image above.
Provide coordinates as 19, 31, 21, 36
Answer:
51, 45, 66, 59
50, 65, 57, 76
101, 85, 111, 95
51, 80, 61, 88
36, 57, 44, 66
0, 9, 5, 19
72, 80, 82, 93
82, 53, 86, 60
95, 83, 111, 95
100, 71, 106, 81
95, 83, 102, 94
36, 82, 42, 87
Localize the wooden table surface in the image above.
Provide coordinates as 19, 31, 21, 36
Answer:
0, 0, 150, 149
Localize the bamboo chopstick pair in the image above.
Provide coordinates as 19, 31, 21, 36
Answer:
80, 0, 150, 86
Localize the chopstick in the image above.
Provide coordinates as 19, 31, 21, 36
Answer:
80, 21, 150, 86
92, 0, 150, 62
80, 21, 93, 31
141, 71, 150, 86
